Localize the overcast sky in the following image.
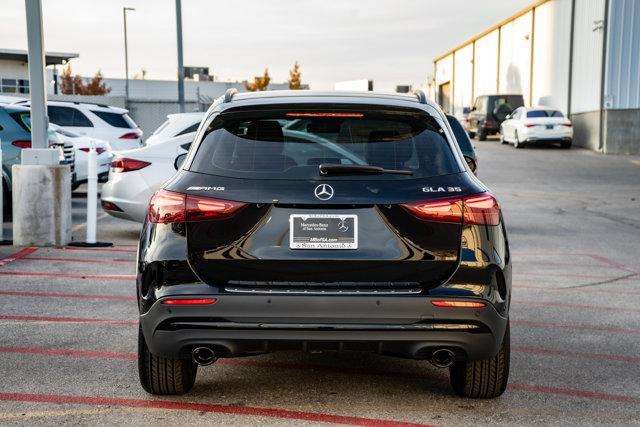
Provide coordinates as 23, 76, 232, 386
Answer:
2, 0, 531, 91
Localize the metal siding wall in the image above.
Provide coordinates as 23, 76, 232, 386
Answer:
571, 0, 606, 114
473, 30, 499, 98
434, 54, 453, 110
531, 0, 572, 112
498, 12, 533, 104
605, 0, 640, 109
453, 44, 474, 115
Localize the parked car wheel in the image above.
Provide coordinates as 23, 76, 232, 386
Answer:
449, 323, 510, 398
514, 131, 524, 149
560, 140, 572, 149
468, 131, 476, 139
478, 128, 487, 141
499, 129, 508, 144
138, 325, 197, 395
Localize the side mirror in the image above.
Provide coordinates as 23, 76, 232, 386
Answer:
464, 155, 477, 174
174, 153, 187, 170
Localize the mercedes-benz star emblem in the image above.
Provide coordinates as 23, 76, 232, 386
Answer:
314, 184, 334, 201
338, 218, 349, 233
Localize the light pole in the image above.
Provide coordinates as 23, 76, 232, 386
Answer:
175, 0, 185, 113
123, 7, 135, 104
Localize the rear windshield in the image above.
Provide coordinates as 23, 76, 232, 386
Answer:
189, 105, 460, 180
91, 110, 136, 129
526, 110, 563, 118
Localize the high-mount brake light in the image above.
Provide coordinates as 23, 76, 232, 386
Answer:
285, 112, 364, 118
148, 190, 246, 224
80, 147, 107, 155
111, 157, 151, 173
431, 300, 486, 308
161, 298, 217, 305
119, 132, 142, 139
401, 193, 500, 226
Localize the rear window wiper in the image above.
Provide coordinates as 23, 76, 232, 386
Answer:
319, 163, 413, 176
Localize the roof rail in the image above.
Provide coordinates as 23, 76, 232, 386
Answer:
224, 88, 237, 103
416, 90, 428, 104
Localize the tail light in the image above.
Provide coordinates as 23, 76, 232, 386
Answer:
148, 189, 246, 224
12, 140, 32, 148
79, 147, 107, 155
561, 123, 572, 127
401, 193, 500, 226
111, 157, 150, 173
524, 123, 538, 128
119, 131, 142, 139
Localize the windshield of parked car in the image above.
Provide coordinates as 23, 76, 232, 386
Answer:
189, 105, 461, 180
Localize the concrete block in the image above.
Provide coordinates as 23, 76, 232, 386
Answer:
11, 164, 72, 246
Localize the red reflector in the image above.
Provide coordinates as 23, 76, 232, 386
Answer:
101, 201, 123, 212
400, 198, 463, 223
401, 193, 500, 226
524, 123, 538, 128
148, 190, 246, 224
80, 147, 107, 155
119, 132, 142, 139
285, 112, 364, 118
12, 140, 32, 148
161, 298, 217, 305
111, 157, 150, 173
431, 300, 486, 308
186, 195, 246, 221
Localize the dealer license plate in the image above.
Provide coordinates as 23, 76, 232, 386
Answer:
289, 214, 358, 249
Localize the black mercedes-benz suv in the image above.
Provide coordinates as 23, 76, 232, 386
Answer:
137, 90, 511, 398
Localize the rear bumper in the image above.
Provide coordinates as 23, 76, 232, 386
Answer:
140, 294, 508, 361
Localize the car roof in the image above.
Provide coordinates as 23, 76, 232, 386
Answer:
18, 99, 129, 114
526, 106, 560, 111
230, 90, 424, 106
166, 112, 205, 121
0, 103, 30, 113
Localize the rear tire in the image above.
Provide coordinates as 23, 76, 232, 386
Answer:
514, 132, 524, 149
560, 140, 572, 149
499, 129, 507, 144
478, 128, 487, 141
449, 323, 510, 398
468, 131, 476, 139
138, 325, 197, 395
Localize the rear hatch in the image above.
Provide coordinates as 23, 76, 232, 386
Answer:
164, 104, 486, 293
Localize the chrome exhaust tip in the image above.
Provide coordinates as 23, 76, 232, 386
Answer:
430, 349, 455, 368
191, 346, 217, 366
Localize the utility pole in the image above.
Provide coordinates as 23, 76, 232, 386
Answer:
123, 7, 135, 104
176, 0, 185, 113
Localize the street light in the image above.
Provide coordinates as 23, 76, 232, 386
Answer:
123, 7, 135, 105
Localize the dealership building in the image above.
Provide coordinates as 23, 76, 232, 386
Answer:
432, 0, 640, 154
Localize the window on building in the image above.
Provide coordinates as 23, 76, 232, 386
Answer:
1, 78, 17, 93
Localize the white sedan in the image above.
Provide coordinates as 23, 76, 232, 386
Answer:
50, 124, 113, 190
100, 131, 194, 222
145, 112, 204, 146
500, 107, 573, 149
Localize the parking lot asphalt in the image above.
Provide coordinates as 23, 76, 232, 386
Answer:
0, 139, 639, 426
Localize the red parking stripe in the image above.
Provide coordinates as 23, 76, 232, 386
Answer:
512, 346, 640, 364
0, 315, 136, 325
508, 384, 640, 404
0, 392, 430, 427
515, 284, 640, 295
24, 257, 135, 264
0, 347, 136, 360
514, 299, 640, 313
0, 271, 135, 280
0, 247, 38, 267
516, 271, 637, 280
54, 246, 136, 253
1, 347, 639, 406
511, 319, 640, 334
0, 291, 135, 301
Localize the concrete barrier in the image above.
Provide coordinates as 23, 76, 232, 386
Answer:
11, 164, 71, 246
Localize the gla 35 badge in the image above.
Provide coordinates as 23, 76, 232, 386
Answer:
422, 186, 462, 193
